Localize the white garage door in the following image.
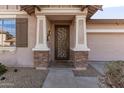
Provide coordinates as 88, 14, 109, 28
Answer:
87, 33, 124, 61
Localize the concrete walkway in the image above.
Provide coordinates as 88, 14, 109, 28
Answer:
43, 62, 106, 88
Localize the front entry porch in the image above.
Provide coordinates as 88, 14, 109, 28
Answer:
49, 24, 74, 68
32, 8, 90, 70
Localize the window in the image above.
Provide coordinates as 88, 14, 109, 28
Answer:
0, 19, 16, 47
0, 18, 28, 50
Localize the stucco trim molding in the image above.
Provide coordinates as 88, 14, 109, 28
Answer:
73, 15, 90, 52
87, 29, 124, 33
71, 47, 90, 51
32, 45, 50, 51
35, 8, 87, 15
0, 11, 26, 15
32, 15, 50, 51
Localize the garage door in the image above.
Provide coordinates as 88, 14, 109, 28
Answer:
87, 33, 124, 61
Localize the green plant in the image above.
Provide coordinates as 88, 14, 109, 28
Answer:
99, 61, 124, 88
0, 63, 7, 76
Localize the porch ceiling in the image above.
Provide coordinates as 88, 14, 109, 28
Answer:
20, 5, 102, 20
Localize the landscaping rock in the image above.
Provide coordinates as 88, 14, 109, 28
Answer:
0, 67, 48, 88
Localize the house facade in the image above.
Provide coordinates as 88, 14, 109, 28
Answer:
0, 5, 124, 70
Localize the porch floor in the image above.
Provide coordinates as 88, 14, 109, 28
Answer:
43, 62, 106, 88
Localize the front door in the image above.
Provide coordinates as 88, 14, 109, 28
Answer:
55, 25, 70, 60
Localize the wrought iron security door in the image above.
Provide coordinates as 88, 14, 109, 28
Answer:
55, 25, 70, 60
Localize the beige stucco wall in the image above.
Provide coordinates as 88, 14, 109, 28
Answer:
87, 24, 124, 61
0, 15, 36, 67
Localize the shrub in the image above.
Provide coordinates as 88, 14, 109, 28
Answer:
98, 61, 124, 88
0, 63, 7, 76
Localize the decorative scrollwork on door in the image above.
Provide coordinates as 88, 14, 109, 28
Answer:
55, 25, 69, 60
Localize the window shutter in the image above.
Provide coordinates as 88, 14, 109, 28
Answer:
16, 18, 28, 47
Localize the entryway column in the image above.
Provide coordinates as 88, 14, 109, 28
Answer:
71, 15, 90, 70
33, 15, 50, 69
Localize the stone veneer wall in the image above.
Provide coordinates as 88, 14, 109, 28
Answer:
70, 50, 88, 70
34, 51, 49, 69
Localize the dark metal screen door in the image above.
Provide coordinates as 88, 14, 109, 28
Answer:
55, 25, 70, 60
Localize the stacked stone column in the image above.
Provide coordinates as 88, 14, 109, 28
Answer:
33, 15, 50, 69
71, 15, 90, 70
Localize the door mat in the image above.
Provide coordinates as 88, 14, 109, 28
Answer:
72, 64, 101, 77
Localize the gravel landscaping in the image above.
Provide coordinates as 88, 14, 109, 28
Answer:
0, 67, 48, 88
